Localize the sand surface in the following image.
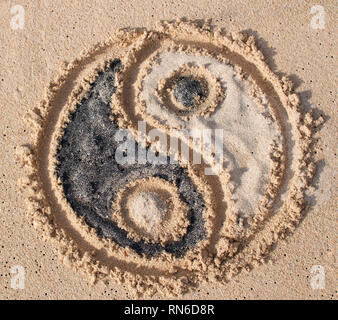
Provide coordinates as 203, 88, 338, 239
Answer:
0, 0, 336, 299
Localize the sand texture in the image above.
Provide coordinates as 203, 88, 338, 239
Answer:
0, 0, 336, 300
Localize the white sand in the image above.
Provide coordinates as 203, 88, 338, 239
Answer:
129, 191, 167, 231
140, 50, 282, 218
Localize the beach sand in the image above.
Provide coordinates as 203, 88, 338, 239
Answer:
0, 0, 336, 299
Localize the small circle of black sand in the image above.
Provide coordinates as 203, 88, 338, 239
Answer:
56, 60, 206, 257
174, 76, 205, 108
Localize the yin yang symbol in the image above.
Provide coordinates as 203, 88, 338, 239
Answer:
21, 20, 316, 296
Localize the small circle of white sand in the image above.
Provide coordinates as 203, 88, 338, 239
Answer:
129, 191, 167, 231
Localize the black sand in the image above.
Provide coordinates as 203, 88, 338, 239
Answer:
56, 60, 206, 257
174, 76, 205, 108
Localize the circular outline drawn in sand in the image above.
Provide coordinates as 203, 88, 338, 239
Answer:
154, 62, 225, 121
112, 176, 191, 245
18, 20, 322, 297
